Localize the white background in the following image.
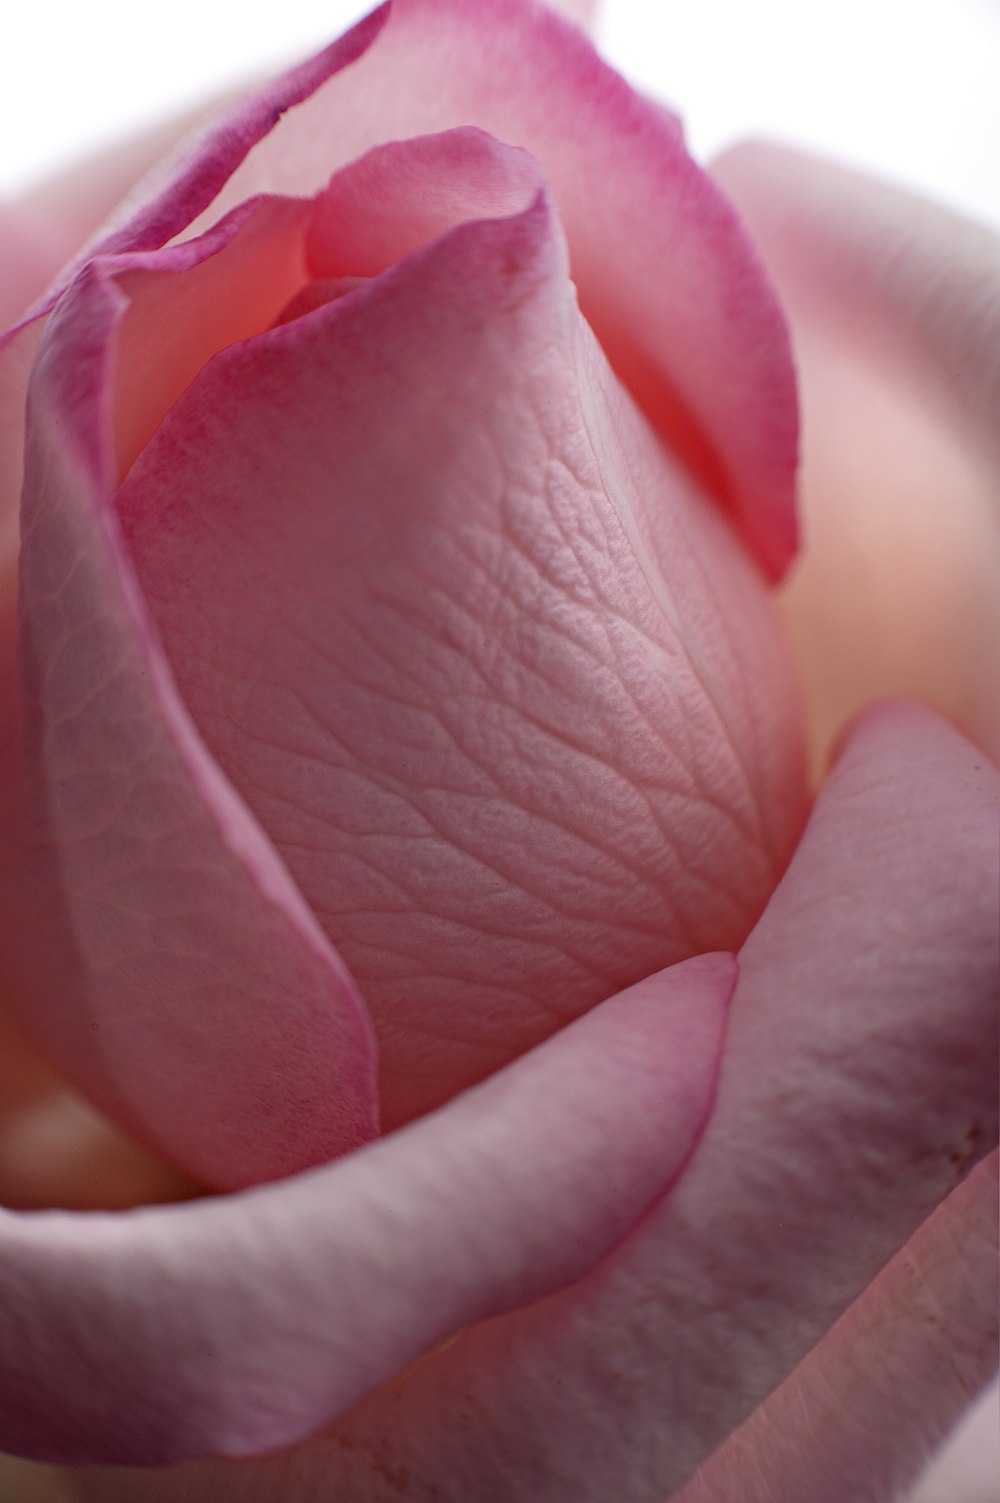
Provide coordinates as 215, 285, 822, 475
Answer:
1, 0, 999, 226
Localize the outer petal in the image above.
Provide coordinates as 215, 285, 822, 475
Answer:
675, 1151, 999, 1503
712, 140, 1000, 769
0, 951, 734, 1465
115, 130, 803, 1128
4, 199, 379, 1191
88, 703, 998, 1499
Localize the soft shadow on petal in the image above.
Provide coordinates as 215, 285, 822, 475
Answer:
713, 140, 1000, 771
0, 1004, 198, 1212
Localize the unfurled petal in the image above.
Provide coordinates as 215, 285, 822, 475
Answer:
713, 141, 1000, 769
114, 129, 802, 1127
675, 1151, 999, 1503
94, 702, 997, 1500
0, 951, 733, 1465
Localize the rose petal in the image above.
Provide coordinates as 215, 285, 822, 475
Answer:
113, 128, 802, 1128
0, 950, 733, 1465
214, 0, 800, 575
92, 702, 997, 1500
675, 1151, 999, 1503
15, 0, 797, 581
712, 140, 1000, 770
4, 218, 379, 1190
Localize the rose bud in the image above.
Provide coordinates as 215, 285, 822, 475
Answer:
0, 0, 994, 1496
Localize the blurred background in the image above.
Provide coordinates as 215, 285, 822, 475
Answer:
2, 0, 999, 225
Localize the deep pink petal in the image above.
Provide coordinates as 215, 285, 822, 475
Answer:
0, 951, 733, 1465
713, 140, 1000, 769
3, 209, 379, 1191
675, 1151, 999, 1503
111, 129, 802, 1129
92, 703, 998, 1500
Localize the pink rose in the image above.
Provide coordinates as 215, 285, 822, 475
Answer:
0, 2, 995, 1499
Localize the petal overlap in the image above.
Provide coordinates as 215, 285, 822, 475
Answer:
0, 951, 733, 1465
113, 129, 802, 1127
86, 703, 997, 1500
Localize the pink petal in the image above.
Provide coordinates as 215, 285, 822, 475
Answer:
93, 702, 997, 1500
712, 140, 1000, 770
4, 210, 379, 1191
30, 0, 797, 580
675, 1150, 999, 1503
0, 950, 733, 1465
113, 128, 802, 1129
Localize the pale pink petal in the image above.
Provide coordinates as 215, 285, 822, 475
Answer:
0, 951, 733, 1465
3, 205, 378, 1192
675, 1151, 999, 1503
112, 128, 802, 1129
712, 140, 1000, 769
84, 703, 998, 1500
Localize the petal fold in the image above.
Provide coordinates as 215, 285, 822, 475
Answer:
0, 951, 733, 1465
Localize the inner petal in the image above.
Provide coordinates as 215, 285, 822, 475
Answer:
115, 130, 805, 1130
